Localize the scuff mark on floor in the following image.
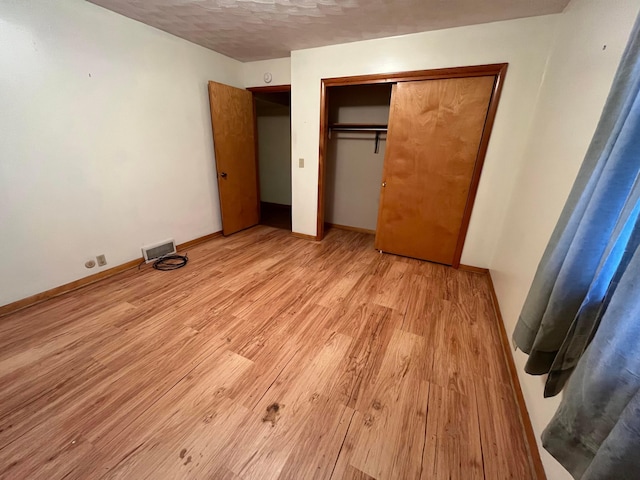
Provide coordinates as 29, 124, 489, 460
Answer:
262, 402, 283, 427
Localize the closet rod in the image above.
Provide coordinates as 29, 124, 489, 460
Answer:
328, 124, 388, 153
329, 123, 388, 132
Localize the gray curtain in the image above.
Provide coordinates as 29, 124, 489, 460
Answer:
513, 12, 640, 397
542, 223, 640, 478
513, 12, 640, 479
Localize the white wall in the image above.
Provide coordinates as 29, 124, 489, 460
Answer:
0, 0, 243, 306
257, 114, 292, 205
326, 85, 391, 231
490, 0, 640, 478
290, 15, 560, 266
243, 57, 291, 87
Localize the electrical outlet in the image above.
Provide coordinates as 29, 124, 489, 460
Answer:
298, 158, 304, 168
96, 254, 107, 267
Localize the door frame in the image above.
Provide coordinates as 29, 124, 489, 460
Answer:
247, 84, 292, 226
316, 64, 508, 268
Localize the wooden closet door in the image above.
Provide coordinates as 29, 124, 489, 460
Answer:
375, 76, 495, 265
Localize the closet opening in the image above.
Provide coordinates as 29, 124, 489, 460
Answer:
316, 64, 508, 267
324, 84, 393, 236
251, 86, 292, 232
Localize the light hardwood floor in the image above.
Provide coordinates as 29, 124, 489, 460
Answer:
0, 226, 533, 479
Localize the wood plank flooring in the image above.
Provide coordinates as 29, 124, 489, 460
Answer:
0, 226, 534, 479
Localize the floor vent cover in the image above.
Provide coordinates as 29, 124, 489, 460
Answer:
142, 239, 176, 263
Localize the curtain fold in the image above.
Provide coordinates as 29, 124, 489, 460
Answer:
513, 11, 640, 396
542, 238, 640, 478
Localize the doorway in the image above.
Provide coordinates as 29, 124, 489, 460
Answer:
251, 87, 292, 232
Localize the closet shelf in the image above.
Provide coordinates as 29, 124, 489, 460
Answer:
328, 123, 388, 153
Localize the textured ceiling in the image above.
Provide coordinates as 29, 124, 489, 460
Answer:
87, 0, 570, 62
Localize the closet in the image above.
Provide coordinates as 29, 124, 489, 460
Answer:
325, 84, 392, 234
318, 64, 507, 267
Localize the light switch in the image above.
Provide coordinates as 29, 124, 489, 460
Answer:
298, 158, 304, 168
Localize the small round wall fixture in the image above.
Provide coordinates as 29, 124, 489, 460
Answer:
263, 72, 273, 84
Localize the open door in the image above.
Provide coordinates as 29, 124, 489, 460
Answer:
208, 81, 259, 236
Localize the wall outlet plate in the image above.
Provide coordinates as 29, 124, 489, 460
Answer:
298, 158, 304, 168
96, 254, 107, 267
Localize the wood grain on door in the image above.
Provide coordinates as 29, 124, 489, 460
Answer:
375, 76, 495, 265
208, 81, 260, 235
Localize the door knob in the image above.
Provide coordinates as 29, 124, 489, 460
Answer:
382, 181, 386, 187
220, 172, 228, 178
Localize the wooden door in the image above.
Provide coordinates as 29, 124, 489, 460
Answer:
208, 81, 259, 235
375, 76, 495, 265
